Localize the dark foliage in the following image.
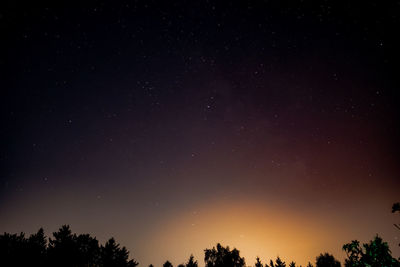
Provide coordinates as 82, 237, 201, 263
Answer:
186, 254, 198, 267
315, 253, 340, 267
274, 256, 286, 267
270, 259, 275, 267
0, 225, 138, 267
255, 257, 263, 267
2, 207, 400, 267
0, 228, 47, 267
343, 235, 400, 267
204, 243, 245, 267
164, 260, 173, 267
101, 237, 138, 267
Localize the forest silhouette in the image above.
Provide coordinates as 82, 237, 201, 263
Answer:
1, 203, 399, 267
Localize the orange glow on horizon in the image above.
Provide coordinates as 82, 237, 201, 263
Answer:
142, 198, 352, 267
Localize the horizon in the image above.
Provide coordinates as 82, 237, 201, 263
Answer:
2, 199, 399, 267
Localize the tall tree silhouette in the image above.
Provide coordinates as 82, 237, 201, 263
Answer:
204, 243, 245, 267
76, 233, 100, 266
48, 225, 103, 267
0, 226, 138, 267
100, 237, 138, 267
343, 235, 400, 267
342, 240, 362, 267
48, 225, 79, 267
27, 228, 47, 266
255, 257, 263, 267
289, 261, 296, 267
315, 253, 340, 267
275, 256, 286, 267
186, 254, 198, 267
0, 232, 28, 267
0, 228, 47, 266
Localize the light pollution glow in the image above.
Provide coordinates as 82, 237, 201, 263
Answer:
132, 198, 400, 267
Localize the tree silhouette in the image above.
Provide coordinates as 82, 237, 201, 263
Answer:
275, 256, 286, 267
100, 237, 138, 267
164, 260, 174, 267
186, 254, 198, 267
342, 240, 362, 267
76, 233, 100, 266
204, 243, 245, 267
3, 224, 400, 267
48, 225, 79, 267
0, 232, 27, 267
315, 253, 340, 267
27, 228, 47, 266
0, 227, 49, 267
255, 257, 263, 267
0, 225, 138, 267
343, 235, 400, 267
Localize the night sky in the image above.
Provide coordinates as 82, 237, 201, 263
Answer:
1, 2, 400, 266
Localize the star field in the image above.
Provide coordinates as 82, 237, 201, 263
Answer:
1, 2, 400, 266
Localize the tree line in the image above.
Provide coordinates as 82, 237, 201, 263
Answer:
1, 203, 399, 267
0, 225, 137, 267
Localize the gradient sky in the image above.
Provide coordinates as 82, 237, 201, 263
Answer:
1, 2, 400, 267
